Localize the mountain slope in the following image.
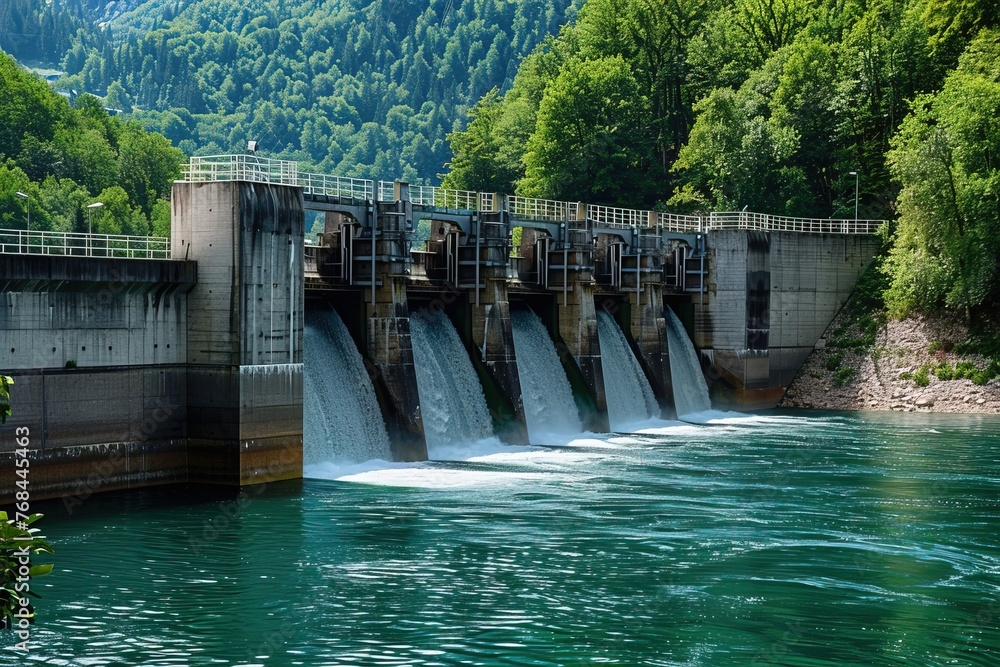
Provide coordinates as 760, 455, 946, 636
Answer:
41, 0, 582, 181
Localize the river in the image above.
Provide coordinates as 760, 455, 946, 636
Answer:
11, 410, 1000, 666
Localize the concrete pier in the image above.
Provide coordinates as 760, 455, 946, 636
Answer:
171, 180, 304, 485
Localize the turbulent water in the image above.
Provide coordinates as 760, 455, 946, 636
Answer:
510, 308, 582, 440
596, 309, 660, 429
665, 305, 712, 418
303, 308, 392, 465
28, 411, 1000, 666
410, 309, 495, 447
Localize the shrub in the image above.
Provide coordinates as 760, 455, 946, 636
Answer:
825, 352, 844, 371
0, 512, 54, 629
833, 367, 857, 387
954, 361, 978, 380
933, 362, 954, 381
913, 366, 930, 387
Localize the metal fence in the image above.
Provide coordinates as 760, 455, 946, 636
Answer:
409, 185, 481, 210
300, 171, 374, 201
182, 155, 299, 186
0, 229, 170, 259
178, 155, 886, 235
707, 212, 884, 235
508, 196, 582, 222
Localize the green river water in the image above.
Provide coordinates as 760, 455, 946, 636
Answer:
6, 410, 999, 666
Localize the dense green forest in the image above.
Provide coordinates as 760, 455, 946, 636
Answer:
445, 0, 999, 320
1, 0, 581, 182
0, 52, 182, 235
1, 0, 997, 319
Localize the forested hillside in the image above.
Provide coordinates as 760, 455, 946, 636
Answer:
0, 52, 182, 235
445, 0, 999, 320
2, 0, 581, 182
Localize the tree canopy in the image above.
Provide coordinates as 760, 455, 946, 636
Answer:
0, 51, 182, 235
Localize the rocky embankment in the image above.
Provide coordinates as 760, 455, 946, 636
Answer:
781, 311, 1000, 414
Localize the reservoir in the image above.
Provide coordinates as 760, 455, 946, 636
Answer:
17, 410, 1000, 665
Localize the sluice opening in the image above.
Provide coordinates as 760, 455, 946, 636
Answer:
510, 307, 583, 442
303, 307, 393, 467
665, 305, 712, 420
595, 309, 660, 429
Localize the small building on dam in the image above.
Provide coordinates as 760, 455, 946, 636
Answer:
0, 155, 883, 503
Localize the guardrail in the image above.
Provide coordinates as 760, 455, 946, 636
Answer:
0, 229, 170, 259
301, 171, 374, 201
179, 155, 885, 235
182, 155, 298, 186
509, 196, 582, 222
409, 185, 481, 211
707, 212, 884, 235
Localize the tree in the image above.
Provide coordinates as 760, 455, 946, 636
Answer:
441, 89, 516, 193
883, 29, 1000, 321
520, 56, 655, 206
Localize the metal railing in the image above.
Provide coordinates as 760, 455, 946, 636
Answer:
707, 212, 884, 235
409, 185, 481, 211
657, 212, 703, 233
182, 155, 299, 186
300, 171, 374, 201
0, 229, 170, 259
587, 204, 648, 229
178, 155, 885, 235
509, 196, 581, 222
378, 181, 396, 202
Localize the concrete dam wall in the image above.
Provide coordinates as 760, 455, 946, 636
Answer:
0, 176, 880, 502
0, 180, 304, 502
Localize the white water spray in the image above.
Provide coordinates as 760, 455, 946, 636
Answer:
303, 308, 393, 466
596, 310, 659, 429
510, 309, 582, 441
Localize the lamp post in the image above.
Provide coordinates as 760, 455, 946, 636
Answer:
86, 202, 104, 256
848, 171, 859, 223
15, 191, 29, 231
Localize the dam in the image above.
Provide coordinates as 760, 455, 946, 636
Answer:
0, 155, 883, 502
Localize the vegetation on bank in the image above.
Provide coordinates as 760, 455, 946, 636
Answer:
0, 52, 182, 236
0, 378, 55, 631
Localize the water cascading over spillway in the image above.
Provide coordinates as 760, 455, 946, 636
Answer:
665, 306, 712, 418
303, 308, 393, 465
510, 309, 583, 440
596, 310, 660, 429
409, 310, 495, 447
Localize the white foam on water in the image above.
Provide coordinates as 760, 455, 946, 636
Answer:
304, 458, 414, 481
426, 436, 530, 461
336, 467, 568, 489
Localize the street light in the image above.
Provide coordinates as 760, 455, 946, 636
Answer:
15, 191, 29, 231
86, 202, 104, 234
86, 202, 104, 256
848, 171, 859, 222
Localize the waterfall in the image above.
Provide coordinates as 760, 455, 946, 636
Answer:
596, 310, 660, 429
665, 306, 712, 418
409, 309, 495, 447
303, 308, 393, 466
510, 309, 582, 440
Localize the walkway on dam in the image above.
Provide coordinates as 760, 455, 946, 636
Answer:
0, 153, 885, 263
